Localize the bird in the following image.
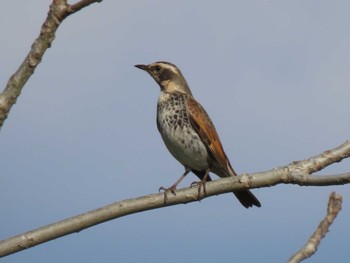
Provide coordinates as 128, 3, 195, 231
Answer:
135, 61, 261, 208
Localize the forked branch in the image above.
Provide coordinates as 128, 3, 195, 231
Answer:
0, 141, 349, 257
0, 0, 102, 129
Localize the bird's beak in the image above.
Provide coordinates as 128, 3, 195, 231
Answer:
134, 64, 148, 71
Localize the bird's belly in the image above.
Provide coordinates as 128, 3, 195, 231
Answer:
159, 123, 209, 171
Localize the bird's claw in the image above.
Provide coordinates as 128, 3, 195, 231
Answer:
159, 185, 177, 203
190, 181, 200, 188
190, 181, 207, 200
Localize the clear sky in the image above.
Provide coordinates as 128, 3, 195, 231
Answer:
1, 1, 349, 262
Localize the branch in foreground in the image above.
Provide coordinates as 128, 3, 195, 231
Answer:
0, 140, 349, 258
288, 192, 343, 263
0, 0, 102, 129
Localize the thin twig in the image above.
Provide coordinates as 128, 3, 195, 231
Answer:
69, 0, 103, 13
288, 192, 343, 263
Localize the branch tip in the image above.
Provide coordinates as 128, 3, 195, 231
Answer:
288, 192, 343, 263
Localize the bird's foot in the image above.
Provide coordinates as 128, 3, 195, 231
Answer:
159, 185, 177, 203
190, 181, 207, 200
190, 181, 200, 188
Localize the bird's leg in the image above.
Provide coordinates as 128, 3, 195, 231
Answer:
190, 168, 210, 200
159, 167, 191, 203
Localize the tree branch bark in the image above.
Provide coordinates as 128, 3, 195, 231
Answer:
288, 192, 343, 263
0, 140, 349, 258
0, 0, 102, 129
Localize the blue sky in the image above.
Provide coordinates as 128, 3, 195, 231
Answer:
1, 1, 349, 262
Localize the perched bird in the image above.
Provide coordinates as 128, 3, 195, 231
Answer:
135, 61, 261, 208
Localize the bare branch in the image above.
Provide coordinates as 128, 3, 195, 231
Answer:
69, 0, 103, 13
0, 140, 349, 258
0, 0, 102, 129
288, 192, 343, 263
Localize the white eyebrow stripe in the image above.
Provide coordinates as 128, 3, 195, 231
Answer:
154, 62, 179, 75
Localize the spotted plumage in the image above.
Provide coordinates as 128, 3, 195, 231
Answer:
157, 91, 209, 172
135, 61, 261, 208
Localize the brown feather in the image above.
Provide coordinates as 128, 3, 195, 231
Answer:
187, 96, 261, 208
187, 96, 231, 177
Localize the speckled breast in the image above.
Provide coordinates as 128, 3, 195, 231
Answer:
156, 91, 209, 171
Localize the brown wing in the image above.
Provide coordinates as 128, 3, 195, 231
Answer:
187, 96, 234, 177
187, 95, 261, 208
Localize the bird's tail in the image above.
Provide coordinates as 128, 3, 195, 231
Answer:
234, 190, 261, 208
227, 161, 261, 208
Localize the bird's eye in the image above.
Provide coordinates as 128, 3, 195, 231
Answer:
155, 65, 162, 71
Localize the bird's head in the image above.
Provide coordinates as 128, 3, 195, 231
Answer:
135, 61, 192, 95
